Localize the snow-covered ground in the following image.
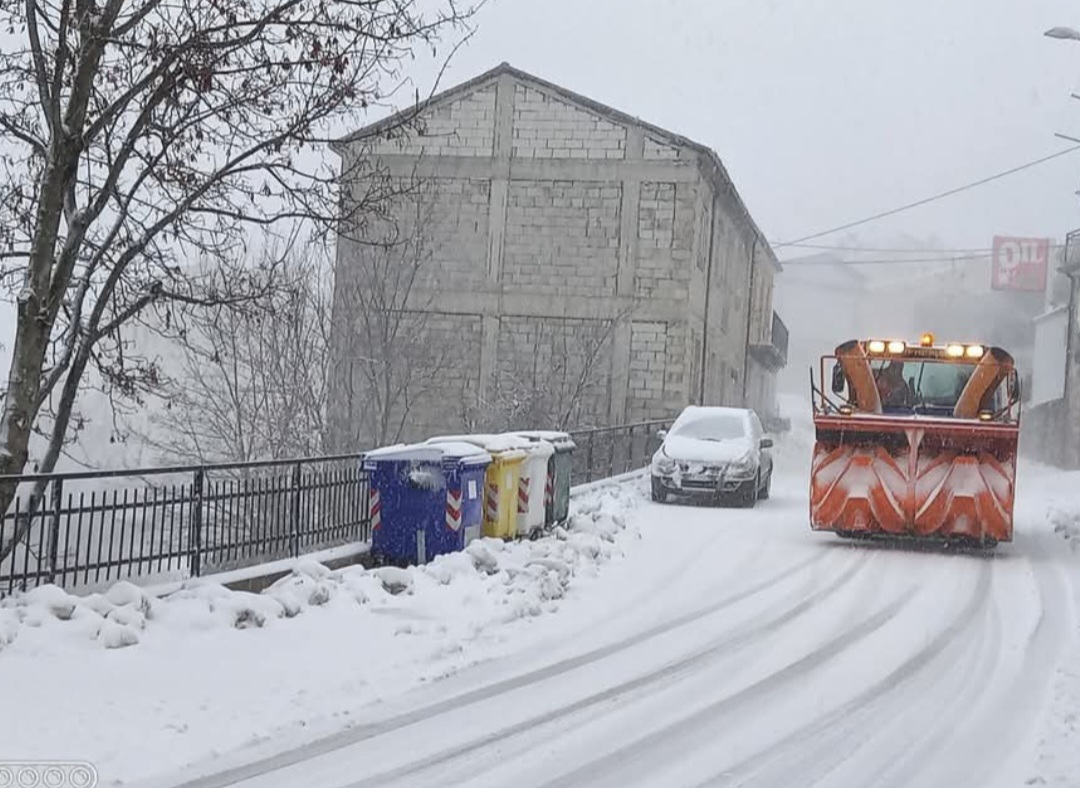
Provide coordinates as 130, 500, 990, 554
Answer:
2, 410, 1080, 788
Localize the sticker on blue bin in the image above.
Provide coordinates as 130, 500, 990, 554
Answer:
468, 480, 477, 499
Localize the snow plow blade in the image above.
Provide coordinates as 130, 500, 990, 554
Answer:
810, 337, 1021, 546
811, 416, 1017, 544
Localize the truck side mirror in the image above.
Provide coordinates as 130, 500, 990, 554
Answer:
657, 429, 668, 440
831, 363, 846, 394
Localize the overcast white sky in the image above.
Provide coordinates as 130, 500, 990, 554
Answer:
401, 0, 1080, 254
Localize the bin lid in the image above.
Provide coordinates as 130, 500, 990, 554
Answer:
426, 433, 531, 460
514, 430, 577, 451
511, 436, 555, 458
365, 442, 492, 467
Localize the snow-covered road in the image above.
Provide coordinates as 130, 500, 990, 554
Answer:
126, 457, 1080, 788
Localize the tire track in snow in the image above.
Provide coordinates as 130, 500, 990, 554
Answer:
158, 543, 841, 788
551, 506, 770, 648
893, 535, 1073, 788
333, 549, 876, 788
696, 558, 995, 788
834, 538, 1071, 788
527, 584, 916, 788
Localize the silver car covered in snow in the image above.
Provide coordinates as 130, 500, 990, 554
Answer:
650, 406, 773, 506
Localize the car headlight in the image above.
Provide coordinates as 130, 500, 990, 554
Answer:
729, 453, 756, 473
653, 454, 676, 473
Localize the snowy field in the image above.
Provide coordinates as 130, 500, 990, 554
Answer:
1, 421, 1080, 788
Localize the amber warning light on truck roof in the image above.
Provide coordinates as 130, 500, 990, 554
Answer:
863, 337, 986, 360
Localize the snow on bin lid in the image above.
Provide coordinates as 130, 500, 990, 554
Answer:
365, 441, 491, 466
426, 433, 531, 459
514, 430, 576, 449
508, 435, 555, 458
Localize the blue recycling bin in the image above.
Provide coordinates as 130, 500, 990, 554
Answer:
364, 442, 491, 566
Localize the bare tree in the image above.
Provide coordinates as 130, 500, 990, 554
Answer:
477, 315, 625, 432
328, 187, 447, 450
0, 0, 477, 560
147, 246, 332, 466
152, 190, 445, 464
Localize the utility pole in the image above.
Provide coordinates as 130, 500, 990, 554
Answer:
1062, 234, 1080, 467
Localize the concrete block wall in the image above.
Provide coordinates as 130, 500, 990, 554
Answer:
503, 180, 622, 296
492, 315, 614, 428
333, 69, 774, 443
643, 135, 684, 160
368, 85, 497, 157
626, 320, 688, 423
417, 177, 492, 292
634, 181, 696, 302
325, 306, 483, 449
511, 85, 627, 160
405, 312, 485, 438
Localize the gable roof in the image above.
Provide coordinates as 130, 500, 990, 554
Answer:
332, 62, 779, 271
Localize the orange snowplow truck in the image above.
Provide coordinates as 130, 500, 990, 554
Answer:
810, 334, 1021, 548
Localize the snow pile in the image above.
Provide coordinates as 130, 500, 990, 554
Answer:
0, 483, 640, 786
0, 580, 156, 651
0, 485, 637, 654
1050, 507, 1080, 550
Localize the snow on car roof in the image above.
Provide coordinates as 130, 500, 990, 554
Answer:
673, 406, 752, 425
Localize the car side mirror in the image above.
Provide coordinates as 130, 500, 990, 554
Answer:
831, 363, 845, 394
760, 438, 773, 449
657, 429, 668, 440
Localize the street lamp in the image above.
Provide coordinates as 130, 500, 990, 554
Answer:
1046, 26, 1080, 41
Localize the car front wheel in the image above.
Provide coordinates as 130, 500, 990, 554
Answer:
758, 469, 772, 500
651, 477, 668, 503
736, 474, 758, 508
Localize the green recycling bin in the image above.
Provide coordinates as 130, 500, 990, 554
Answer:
515, 431, 576, 528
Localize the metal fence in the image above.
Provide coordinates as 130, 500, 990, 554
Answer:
567, 420, 670, 485
0, 455, 369, 597
0, 420, 672, 596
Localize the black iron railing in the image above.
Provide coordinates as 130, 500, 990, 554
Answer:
771, 312, 789, 363
0, 455, 369, 596
567, 419, 672, 485
0, 420, 674, 596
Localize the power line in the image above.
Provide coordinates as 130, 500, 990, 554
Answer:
779, 242, 997, 253
773, 145, 1080, 248
782, 253, 995, 266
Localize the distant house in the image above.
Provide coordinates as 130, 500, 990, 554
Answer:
328, 63, 786, 447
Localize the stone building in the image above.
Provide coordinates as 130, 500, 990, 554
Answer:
329, 63, 786, 447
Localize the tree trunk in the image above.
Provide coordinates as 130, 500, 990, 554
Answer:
0, 145, 81, 552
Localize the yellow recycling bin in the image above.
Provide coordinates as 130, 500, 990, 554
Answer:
426, 434, 529, 540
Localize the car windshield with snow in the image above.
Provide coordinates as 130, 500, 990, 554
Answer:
650, 406, 773, 507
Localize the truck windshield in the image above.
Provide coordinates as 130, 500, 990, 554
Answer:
870, 359, 978, 411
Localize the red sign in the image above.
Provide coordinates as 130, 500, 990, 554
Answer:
992, 236, 1049, 292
